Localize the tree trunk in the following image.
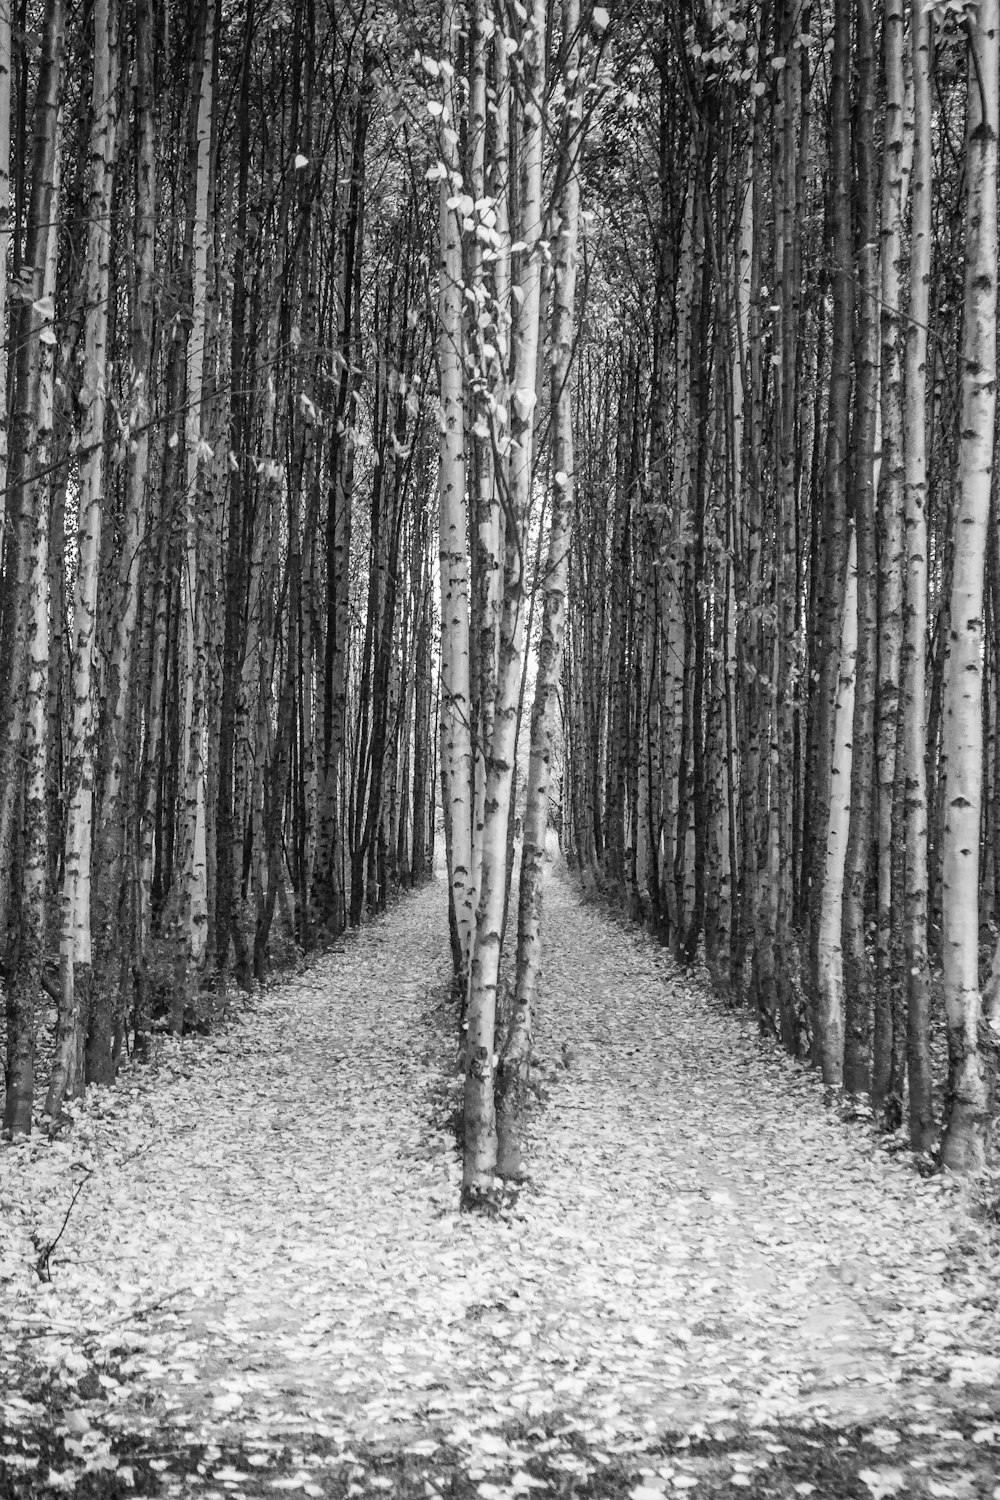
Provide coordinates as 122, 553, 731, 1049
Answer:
816, 526, 857, 1088
49, 0, 116, 1115
436, 0, 475, 992
497, 0, 581, 1179
902, 0, 935, 1153
873, 0, 907, 1125
940, 0, 999, 1173
173, 0, 215, 1034
2, 0, 60, 1135
841, 0, 878, 1098
463, 0, 546, 1200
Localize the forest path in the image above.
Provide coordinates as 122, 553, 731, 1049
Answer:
3, 855, 1000, 1497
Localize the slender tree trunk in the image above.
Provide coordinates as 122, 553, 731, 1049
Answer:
841, 0, 879, 1098
2, 1, 60, 1134
49, 0, 117, 1114
940, 0, 999, 1173
816, 526, 857, 1087
873, 0, 907, 1124
90, 0, 140, 1084
436, 0, 475, 991
902, 0, 935, 1152
172, 0, 215, 1034
216, 0, 255, 988
464, 0, 546, 1199
497, 0, 582, 1179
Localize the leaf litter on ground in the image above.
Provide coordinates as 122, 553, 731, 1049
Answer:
2, 855, 1000, 1497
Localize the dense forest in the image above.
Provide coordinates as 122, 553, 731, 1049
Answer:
1, 0, 999, 1198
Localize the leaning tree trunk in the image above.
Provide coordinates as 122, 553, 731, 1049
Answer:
940, 0, 999, 1174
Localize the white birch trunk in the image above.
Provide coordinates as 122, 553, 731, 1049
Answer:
662, 186, 696, 946
873, 0, 907, 1115
497, 0, 582, 1180
49, 0, 116, 1114
177, 0, 215, 1025
2, 44, 59, 1134
463, 0, 546, 1196
902, 0, 935, 1150
437, 0, 475, 987
816, 525, 858, 1088
940, 0, 999, 1173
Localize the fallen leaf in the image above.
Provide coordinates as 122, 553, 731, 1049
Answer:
859, 1469, 906, 1499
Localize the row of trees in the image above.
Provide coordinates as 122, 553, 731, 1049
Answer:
555, 0, 1000, 1173
2, 0, 999, 1186
0, 0, 445, 1133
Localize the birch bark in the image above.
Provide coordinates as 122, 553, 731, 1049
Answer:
49, 0, 117, 1114
463, 0, 546, 1197
1, 0, 61, 1133
902, 0, 935, 1151
810, 0, 853, 1075
940, 0, 999, 1173
816, 527, 857, 1088
497, 0, 582, 1179
173, 0, 215, 1032
437, 0, 475, 989
874, 0, 907, 1121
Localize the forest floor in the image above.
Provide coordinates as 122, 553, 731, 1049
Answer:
3, 852, 1000, 1499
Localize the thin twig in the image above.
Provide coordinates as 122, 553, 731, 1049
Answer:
33, 1170, 92, 1282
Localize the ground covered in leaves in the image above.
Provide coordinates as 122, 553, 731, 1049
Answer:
2, 855, 1000, 1497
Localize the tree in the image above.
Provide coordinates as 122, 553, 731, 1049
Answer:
49, 0, 116, 1113
463, 0, 548, 1199
496, 0, 585, 1179
1, 0, 63, 1135
902, 0, 935, 1152
939, 0, 999, 1173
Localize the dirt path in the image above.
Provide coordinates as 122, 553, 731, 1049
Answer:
2, 857, 1000, 1496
